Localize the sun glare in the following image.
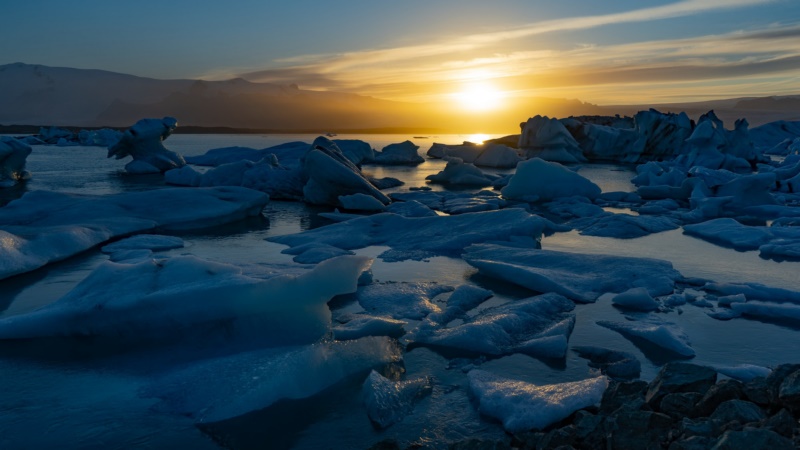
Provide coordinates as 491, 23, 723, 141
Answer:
453, 82, 504, 112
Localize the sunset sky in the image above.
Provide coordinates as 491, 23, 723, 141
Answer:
3, 0, 800, 109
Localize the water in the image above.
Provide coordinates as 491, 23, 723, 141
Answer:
1, 134, 799, 449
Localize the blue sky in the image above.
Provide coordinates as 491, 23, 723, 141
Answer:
3, 0, 800, 104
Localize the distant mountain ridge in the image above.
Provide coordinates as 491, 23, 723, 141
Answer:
1, 63, 799, 132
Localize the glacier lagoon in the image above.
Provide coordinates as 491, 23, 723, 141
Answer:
1, 133, 799, 449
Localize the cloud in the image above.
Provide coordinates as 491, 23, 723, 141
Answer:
236, 0, 793, 103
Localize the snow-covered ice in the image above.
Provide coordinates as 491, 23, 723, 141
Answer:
467, 370, 608, 433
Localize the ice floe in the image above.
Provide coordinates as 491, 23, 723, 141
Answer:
611, 287, 660, 311
467, 370, 608, 433
351, 282, 453, 320
407, 293, 575, 358
107, 117, 186, 174
362, 370, 432, 428
269, 208, 553, 262
572, 346, 641, 380
0, 254, 372, 343
333, 314, 407, 341
0, 187, 269, 280
145, 336, 400, 423
370, 141, 424, 165
425, 157, 498, 187
427, 142, 522, 168
598, 316, 695, 358
463, 244, 681, 303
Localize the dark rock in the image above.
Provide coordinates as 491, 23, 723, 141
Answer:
711, 428, 795, 450
668, 435, 715, 450
572, 411, 603, 440
600, 380, 648, 414
609, 410, 673, 450
660, 392, 703, 418
646, 362, 717, 407
777, 369, 800, 412
675, 417, 718, 439
766, 364, 800, 401
693, 379, 745, 417
368, 439, 401, 450
710, 399, 766, 425
448, 438, 511, 450
743, 377, 771, 406
510, 432, 543, 450
763, 408, 798, 438
538, 426, 576, 450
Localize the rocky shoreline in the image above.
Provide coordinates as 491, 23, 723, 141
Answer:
372, 362, 800, 450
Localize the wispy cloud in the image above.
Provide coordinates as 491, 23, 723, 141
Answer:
237, 0, 793, 104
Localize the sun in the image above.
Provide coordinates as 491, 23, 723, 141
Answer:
453, 82, 504, 112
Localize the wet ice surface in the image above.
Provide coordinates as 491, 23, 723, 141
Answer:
2, 134, 800, 449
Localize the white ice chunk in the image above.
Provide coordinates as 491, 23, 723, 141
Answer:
145, 336, 401, 423
107, 117, 186, 173
598, 316, 695, 357
501, 158, 601, 202
612, 287, 659, 311
464, 244, 680, 303
468, 370, 607, 433
0, 254, 372, 343
362, 370, 432, 428
408, 293, 575, 358
0, 187, 269, 280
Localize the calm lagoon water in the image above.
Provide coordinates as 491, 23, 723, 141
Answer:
1, 134, 799, 449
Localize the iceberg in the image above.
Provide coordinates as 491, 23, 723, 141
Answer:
425, 157, 498, 187
518, 116, 586, 163
463, 244, 681, 303
501, 158, 601, 202
467, 370, 608, 433
144, 336, 401, 423
407, 293, 576, 358
370, 141, 424, 165
0, 254, 373, 343
0, 137, 32, 187
427, 142, 522, 168
362, 370, 432, 429
268, 208, 553, 262
302, 137, 391, 206
107, 117, 186, 174
0, 187, 269, 280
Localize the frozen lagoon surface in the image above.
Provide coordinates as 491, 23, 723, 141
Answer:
1, 133, 800, 449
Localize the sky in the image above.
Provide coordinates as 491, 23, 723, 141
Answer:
3, 0, 800, 107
